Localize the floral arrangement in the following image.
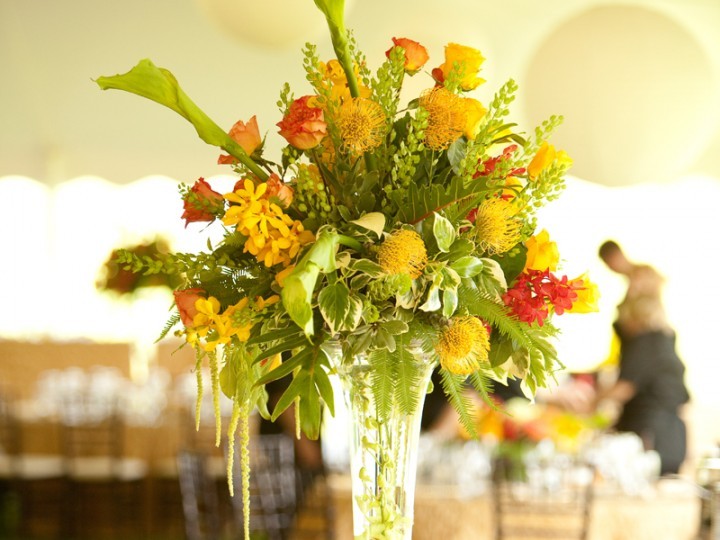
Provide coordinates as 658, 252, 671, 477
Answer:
96, 237, 181, 296
476, 396, 609, 455
96, 0, 598, 535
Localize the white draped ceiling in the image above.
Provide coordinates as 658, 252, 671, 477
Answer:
1, 0, 719, 186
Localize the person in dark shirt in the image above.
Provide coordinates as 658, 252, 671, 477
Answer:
597, 240, 690, 475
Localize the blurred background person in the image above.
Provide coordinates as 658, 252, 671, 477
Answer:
593, 240, 690, 475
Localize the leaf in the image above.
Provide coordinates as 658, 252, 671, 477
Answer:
382, 320, 409, 335
351, 212, 386, 238
255, 348, 309, 386
271, 371, 308, 421
393, 175, 491, 226
253, 334, 309, 364
418, 285, 441, 312
447, 138, 467, 173
219, 362, 237, 399
349, 259, 384, 277
318, 281, 351, 334
312, 361, 335, 416
450, 256, 484, 278
490, 243, 527, 284
442, 288, 458, 318
247, 326, 302, 346
95, 59, 267, 180
342, 294, 364, 332
477, 258, 507, 299
432, 213, 455, 253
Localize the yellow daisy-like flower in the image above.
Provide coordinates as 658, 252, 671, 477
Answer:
436, 316, 490, 375
222, 179, 267, 228
189, 296, 253, 351
419, 87, 466, 151
223, 179, 314, 268
474, 198, 522, 255
337, 97, 386, 155
377, 229, 428, 279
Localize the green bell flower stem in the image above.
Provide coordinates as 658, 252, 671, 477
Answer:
312, 0, 377, 172
337, 234, 363, 252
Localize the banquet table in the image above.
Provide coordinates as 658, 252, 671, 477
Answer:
327, 474, 701, 540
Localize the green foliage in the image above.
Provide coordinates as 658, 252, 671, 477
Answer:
439, 368, 477, 438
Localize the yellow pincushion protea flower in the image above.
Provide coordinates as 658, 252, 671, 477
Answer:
377, 229, 428, 279
436, 316, 490, 375
419, 87, 466, 150
474, 197, 522, 255
338, 97, 386, 155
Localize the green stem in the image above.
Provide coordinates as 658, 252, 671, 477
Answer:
337, 234, 363, 252
223, 140, 269, 181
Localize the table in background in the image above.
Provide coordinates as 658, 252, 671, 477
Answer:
327, 475, 701, 540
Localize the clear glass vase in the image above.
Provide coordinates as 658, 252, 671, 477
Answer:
328, 343, 435, 540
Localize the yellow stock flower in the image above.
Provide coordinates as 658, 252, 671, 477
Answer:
528, 143, 572, 180
524, 229, 560, 272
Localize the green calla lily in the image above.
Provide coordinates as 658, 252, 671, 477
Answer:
95, 59, 268, 181
281, 230, 341, 336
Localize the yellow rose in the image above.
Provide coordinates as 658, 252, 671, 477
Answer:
528, 142, 556, 180
568, 273, 600, 313
524, 229, 559, 272
439, 43, 485, 91
461, 97, 487, 140
556, 149, 573, 169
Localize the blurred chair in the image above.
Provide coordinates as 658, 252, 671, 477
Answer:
0, 388, 65, 538
59, 392, 149, 538
230, 433, 298, 540
177, 449, 223, 540
493, 454, 593, 540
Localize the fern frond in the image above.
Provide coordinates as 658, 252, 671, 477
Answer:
393, 337, 426, 416
439, 368, 477, 438
156, 312, 181, 343
468, 371, 496, 408
368, 348, 396, 422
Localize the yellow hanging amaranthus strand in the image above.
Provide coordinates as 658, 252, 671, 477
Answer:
194, 352, 204, 431
208, 350, 222, 446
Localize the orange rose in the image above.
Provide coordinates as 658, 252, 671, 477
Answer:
181, 178, 224, 227
386, 37, 429, 75
277, 96, 327, 150
218, 115, 262, 164
265, 173, 294, 207
173, 288, 206, 327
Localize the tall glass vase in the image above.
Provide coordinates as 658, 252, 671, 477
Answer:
329, 343, 435, 540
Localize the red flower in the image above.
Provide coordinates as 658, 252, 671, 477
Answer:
277, 96, 327, 150
503, 269, 578, 325
474, 145, 525, 179
181, 178, 224, 227
173, 288, 206, 327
